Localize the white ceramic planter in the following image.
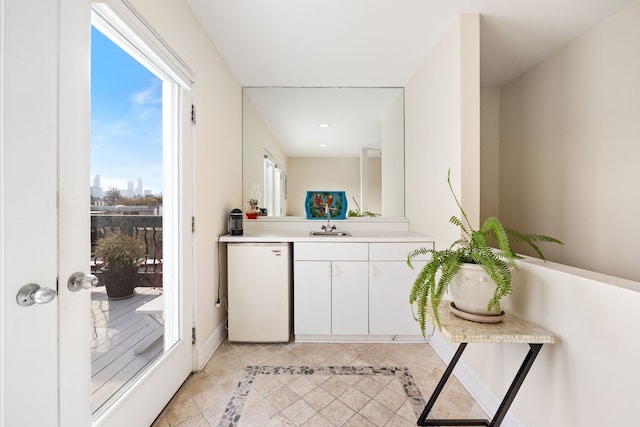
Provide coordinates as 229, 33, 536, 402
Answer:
449, 263, 509, 315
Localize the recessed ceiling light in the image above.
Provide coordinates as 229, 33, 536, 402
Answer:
319, 123, 329, 128
319, 144, 327, 147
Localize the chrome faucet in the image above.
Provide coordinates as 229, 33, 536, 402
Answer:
321, 205, 337, 232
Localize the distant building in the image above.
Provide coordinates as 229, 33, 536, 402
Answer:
135, 177, 143, 196
90, 174, 103, 198
125, 181, 134, 198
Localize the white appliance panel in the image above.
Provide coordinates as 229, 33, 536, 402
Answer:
228, 243, 291, 342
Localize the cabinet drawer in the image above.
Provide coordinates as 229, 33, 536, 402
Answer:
368, 242, 434, 261
294, 242, 368, 261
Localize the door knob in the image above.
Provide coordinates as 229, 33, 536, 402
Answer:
16, 283, 57, 306
67, 272, 99, 292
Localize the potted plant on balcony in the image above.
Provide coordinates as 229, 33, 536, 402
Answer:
95, 231, 145, 299
407, 170, 562, 334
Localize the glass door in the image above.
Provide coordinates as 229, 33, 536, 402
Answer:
87, 3, 194, 425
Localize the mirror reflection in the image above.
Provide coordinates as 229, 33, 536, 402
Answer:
243, 87, 405, 217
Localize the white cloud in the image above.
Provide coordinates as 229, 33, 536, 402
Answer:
92, 79, 163, 195
131, 80, 162, 106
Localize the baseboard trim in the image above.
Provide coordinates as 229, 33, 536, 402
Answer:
194, 318, 227, 371
429, 332, 526, 427
294, 334, 426, 343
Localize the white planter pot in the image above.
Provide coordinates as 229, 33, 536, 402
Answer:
449, 263, 509, 316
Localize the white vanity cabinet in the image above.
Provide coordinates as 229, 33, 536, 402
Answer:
331, 261, 369, 334
293, 260, 332, 334
368, 242, 433, 337
294, 242, 369, 336
293, 240, 433, 340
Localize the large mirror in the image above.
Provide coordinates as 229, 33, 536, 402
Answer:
243, 87, 404, 217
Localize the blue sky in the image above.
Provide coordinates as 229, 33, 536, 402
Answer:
91, 26, 163, 196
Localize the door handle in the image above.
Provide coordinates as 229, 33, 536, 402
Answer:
16, 283, 57, 306
67, 272, 99, 292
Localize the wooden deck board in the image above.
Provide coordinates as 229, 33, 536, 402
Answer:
91, 287, 163, 414
92, 340, 162, 410
92, 323, 157, 373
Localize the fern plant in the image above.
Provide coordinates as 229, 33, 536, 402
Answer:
407, 170, 562, 334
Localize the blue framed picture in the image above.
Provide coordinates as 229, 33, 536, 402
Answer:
305, 191, 347, 220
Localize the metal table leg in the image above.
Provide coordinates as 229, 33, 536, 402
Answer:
417, 343, 544, 427
489, 344, 543, 426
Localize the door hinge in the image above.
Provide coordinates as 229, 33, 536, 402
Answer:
192, 216, 195, 233
191, 104, 196, 124
192, 327, 196, 344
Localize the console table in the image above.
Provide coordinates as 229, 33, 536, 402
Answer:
418, 301, 555, 426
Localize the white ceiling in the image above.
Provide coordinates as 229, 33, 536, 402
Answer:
186, 0, 632, 157
186, 0, 631, 87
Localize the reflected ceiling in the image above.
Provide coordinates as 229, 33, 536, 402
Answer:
244, 87, 402, 158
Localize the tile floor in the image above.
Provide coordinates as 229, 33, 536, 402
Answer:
152, 340, 487, 427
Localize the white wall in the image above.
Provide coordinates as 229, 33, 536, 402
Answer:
480, 88, 500, 221
460, 14, 481, 229
287, 157, 364, 217
499, 0, 640, 282
358, 154, 382, 216
367, 157, 382, 215
128, 0, 242, 364
405, 14, 480, 246
242, 93, 289, 214
381, 92, 405, 217
442, 261, 640, 427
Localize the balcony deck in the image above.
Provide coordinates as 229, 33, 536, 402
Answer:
91, 286, 163, 415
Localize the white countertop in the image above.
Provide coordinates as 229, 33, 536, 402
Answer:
219, 230, 434, 243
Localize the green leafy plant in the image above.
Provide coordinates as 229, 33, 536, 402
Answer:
347, 196, 381, 217
95, 231, 145, 272
407, 170, 562, 333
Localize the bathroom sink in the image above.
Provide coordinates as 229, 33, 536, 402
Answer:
309, 231, 352, 237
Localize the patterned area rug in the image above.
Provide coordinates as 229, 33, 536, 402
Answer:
217, 366, 426, 426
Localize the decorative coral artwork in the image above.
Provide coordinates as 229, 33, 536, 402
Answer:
305, 191, 347, 219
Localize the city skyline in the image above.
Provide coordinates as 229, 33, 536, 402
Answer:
90, 174, 160, 199
91, 25, 163, 196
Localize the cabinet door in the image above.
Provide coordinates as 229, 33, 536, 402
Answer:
369, 261, 426, 336
331, 261, 369, 335
294, 261, 332, 335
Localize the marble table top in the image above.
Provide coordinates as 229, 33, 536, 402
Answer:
428, 301, 556, 344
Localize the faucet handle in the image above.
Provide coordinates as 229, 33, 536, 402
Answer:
330, 225, 337, 231
321, 225, 328, 231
